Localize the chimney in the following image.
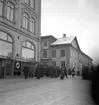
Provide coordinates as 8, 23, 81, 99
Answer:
63, 34, 66, 38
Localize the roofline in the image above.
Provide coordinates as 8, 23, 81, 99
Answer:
41, 35, 57, 40
50, 36, 75, 47
80, 50, 93, 60
50, 43, 70, 47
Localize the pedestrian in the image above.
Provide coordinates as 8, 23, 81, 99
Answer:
23, 63, 29, 79
60, 66, 65, 80
29, 63, 34, 78
36, 65, 40, 79
50, 65, 54, 78
64, 66, 68, 78
72, 67, 75, 77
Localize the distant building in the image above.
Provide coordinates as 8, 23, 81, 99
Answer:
0, 0, 41, 77
41, 34, 93, 74
41, 35, 57, 65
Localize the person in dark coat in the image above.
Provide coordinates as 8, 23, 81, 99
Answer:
23, 64, 29, 79
72, 67, 75, 77
60, 66, 65, 80
64, 67, 68, 78
36, 65, 41, 79
50, 65, 54, 78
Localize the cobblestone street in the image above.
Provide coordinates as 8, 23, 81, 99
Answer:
0, 76, 94, 105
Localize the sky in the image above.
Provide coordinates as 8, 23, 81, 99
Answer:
41, 0, 99, 65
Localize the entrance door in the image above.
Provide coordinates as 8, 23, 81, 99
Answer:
6, 59, 13, 76
0, 59, 5, 77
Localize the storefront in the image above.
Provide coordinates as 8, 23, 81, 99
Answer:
0, 56, 36, 78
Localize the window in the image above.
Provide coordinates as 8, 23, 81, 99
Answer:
22, 41, 35, 59
30, 17, 35, 33
61, 49, 65, 57
61, 61, 65, 67
30, 0, 35, 9
24, 0, 30, 5
43, 50, 47, 58
52, 61, 56, 66
7, 2, 14, 22
23, 13, 29, 29
52, 50, 56, 58
0, 0, 3, 16
44, 41, 47, 47
0, 31, 13, 57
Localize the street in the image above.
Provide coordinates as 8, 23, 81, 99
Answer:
0, 76, 94, 105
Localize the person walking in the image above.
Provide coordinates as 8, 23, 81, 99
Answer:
60, 66, 65, 80
36, 65, 40, 79
23, 63, 29, 79
64, 66, 68, 78
72, 67, 75, 77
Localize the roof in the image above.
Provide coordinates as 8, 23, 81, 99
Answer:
41, 35, 57, 40
51, 36, 75, 46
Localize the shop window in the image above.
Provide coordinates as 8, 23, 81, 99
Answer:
22, 41, 35, 59
0, 31, 13, 57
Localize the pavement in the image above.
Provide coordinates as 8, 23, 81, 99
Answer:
0, 76, 95, 105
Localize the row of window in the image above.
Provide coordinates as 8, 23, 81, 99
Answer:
23, 12, 35, 33
43, 49, 66, 58
52, 50, 65, 58
0, 31, 35, 59
0, 0, 36, 33
0, 1, 15, 22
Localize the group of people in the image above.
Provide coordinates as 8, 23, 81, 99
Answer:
60, 66, 75, 79
22, 63, 75, 79
23, 63, 35, 79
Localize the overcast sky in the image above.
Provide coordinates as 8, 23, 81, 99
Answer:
41, 0, 99, 65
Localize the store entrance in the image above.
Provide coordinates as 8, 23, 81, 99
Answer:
0, 58, 13, 78
14, 61, 21, 76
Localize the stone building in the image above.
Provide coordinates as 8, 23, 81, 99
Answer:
41, 34, 92, 74
0, 0, 41, 77
41, 35, 57, 65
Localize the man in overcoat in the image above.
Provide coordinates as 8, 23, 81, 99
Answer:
23, 63, 29, 79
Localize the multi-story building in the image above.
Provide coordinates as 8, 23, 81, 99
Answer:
0, 0, 41, 77
41, 34, 92, 74
41, 35, 57, 65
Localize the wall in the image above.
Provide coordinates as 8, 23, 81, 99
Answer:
0, 0, 41, 62
51, 45, 70, 67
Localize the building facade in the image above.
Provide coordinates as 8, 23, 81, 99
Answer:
41, 35, 57, 65
41, 34, 93, 74
0, 0, 41, 77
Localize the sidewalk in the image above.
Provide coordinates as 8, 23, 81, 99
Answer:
0, 75, 82, 84
0, 76, 53, 84
0, 76, 27, 84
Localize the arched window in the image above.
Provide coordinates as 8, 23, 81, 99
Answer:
30, 17, 35, 33
23, 12, 29, 30
7, 2, 15, 22
0, 31, 13, 57
0, 0, 4, 16
22, 41, 35, 60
